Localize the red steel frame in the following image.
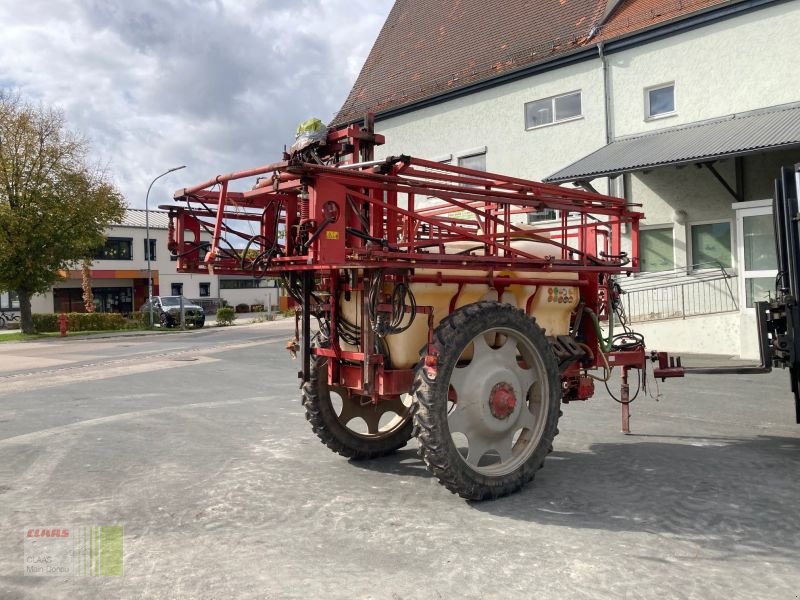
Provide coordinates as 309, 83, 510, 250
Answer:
164, 123, 675, 432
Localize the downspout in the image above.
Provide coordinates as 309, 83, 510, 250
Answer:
598, 41, 623, 199
598, 41, 612, 146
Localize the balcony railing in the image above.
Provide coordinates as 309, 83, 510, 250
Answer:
619, 263, 739, 323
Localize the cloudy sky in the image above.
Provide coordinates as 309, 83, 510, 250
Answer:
0, 0, 393, 208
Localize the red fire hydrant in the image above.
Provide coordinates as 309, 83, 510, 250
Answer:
58, 313, 68, 337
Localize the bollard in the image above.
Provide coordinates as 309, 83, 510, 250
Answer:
58, 313, 68, 337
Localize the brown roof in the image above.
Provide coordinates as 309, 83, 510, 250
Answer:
334, 0, 737, 125
596, 0, 729, 41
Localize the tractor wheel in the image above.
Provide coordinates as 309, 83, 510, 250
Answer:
302, 352, 414, 460
412, 301, 561, 500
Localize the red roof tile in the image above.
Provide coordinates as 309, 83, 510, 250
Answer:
334, 0, 606, 125
596, 0, 730, 40
334, 0, 739, 125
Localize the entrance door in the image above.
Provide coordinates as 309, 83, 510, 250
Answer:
736, 201, 778, 310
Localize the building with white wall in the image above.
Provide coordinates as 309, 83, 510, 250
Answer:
333, 0, 800, 358
20, 209, 281, 315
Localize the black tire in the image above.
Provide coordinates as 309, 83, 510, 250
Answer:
412, 301, 561, 500
302, 352, 414, 460
195, 317, 205, 328
160, 312, 173, 328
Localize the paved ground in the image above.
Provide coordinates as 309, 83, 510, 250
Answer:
0, 321, 798, 599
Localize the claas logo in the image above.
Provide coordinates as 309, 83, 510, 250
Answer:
27, 528, 70, 538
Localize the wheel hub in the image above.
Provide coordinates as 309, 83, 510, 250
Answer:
489, 382, 517, 419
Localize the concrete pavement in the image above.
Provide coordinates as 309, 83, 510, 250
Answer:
0, 321, 797, 599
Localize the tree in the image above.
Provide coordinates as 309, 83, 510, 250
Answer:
0, 92, 125, 333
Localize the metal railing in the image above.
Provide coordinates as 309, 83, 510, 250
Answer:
620, 263, 739, 323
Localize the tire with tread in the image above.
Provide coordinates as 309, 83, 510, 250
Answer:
412, 301, 562, 500
302, 353, 414, 460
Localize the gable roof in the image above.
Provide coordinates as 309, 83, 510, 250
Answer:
334, 0, 737, 126
596, 0, 730, 41
334, 0, 606, 125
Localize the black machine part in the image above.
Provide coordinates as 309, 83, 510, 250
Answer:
762, 164, 800, 423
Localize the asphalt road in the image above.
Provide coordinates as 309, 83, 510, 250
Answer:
0, 321, 798, 599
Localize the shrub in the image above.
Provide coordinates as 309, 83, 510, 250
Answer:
32, 312, 140, 333
32, 313, 59, 333
235, 303, 250, 314
216, 307, 235, 326
125, 312, 151, 329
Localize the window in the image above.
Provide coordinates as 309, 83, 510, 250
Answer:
690, 222, 732, 269
94, 237, 133, 260
527, 209, 558, 223
639, 227, 675, 272
645, 83, 675, 119
171, 282, 183, 296
1, 290, 19, 309
199, 282, 211, 297
457, 153, 485, 171
219, 279, 272, 290
525, 91, 582, 129
144, 238, 157, 261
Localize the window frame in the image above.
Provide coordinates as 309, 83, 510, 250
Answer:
644, 82, 676, 121
1, 290, 19, 310
219, 278, 272, 290
688, 218, 734, 272
638, 224, 676, 273
171, 282, 183, 296
143, 237, 157, 261
736, 201, 778, 312
199, 282, 211, 297
524, 90, 583, 130
455, 147, 486, 171
94, 237, 133, 261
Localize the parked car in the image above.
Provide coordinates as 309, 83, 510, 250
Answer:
140, 296, 205, 328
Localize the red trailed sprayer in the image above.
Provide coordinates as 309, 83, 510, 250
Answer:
162, 117, 798, 500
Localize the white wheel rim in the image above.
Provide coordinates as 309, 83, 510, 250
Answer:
447, 327, 550, 476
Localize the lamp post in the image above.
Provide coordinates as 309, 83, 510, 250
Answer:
146, 165, 186, 327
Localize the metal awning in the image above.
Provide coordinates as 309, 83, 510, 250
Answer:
545, 102, 800, 183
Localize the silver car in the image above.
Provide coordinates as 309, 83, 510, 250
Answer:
140, 296, 205, 328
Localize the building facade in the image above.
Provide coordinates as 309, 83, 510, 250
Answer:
334, 0, 800, 358
19, 209, 281, 315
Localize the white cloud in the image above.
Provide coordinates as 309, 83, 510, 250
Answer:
0, 0, 392, 207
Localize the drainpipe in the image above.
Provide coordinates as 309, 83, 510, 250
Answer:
598, 41, 612, 146
598, 41, 623, 200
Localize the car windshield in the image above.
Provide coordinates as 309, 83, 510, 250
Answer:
160, 297, 182, 306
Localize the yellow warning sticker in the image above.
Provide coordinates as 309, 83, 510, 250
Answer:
326, 231, 339, 240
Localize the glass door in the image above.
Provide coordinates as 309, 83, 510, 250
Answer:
736, 204, 778, 310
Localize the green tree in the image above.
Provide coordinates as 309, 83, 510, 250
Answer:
0, 92, 125, 333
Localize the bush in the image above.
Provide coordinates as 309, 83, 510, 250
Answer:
216, 307, 235, 326
235, 303, 250, 314
32, 313, 59, 332
31, 312, 144, 333
125, 312, 152, 329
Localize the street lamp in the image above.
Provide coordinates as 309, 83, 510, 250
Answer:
145, 165, 186, 326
